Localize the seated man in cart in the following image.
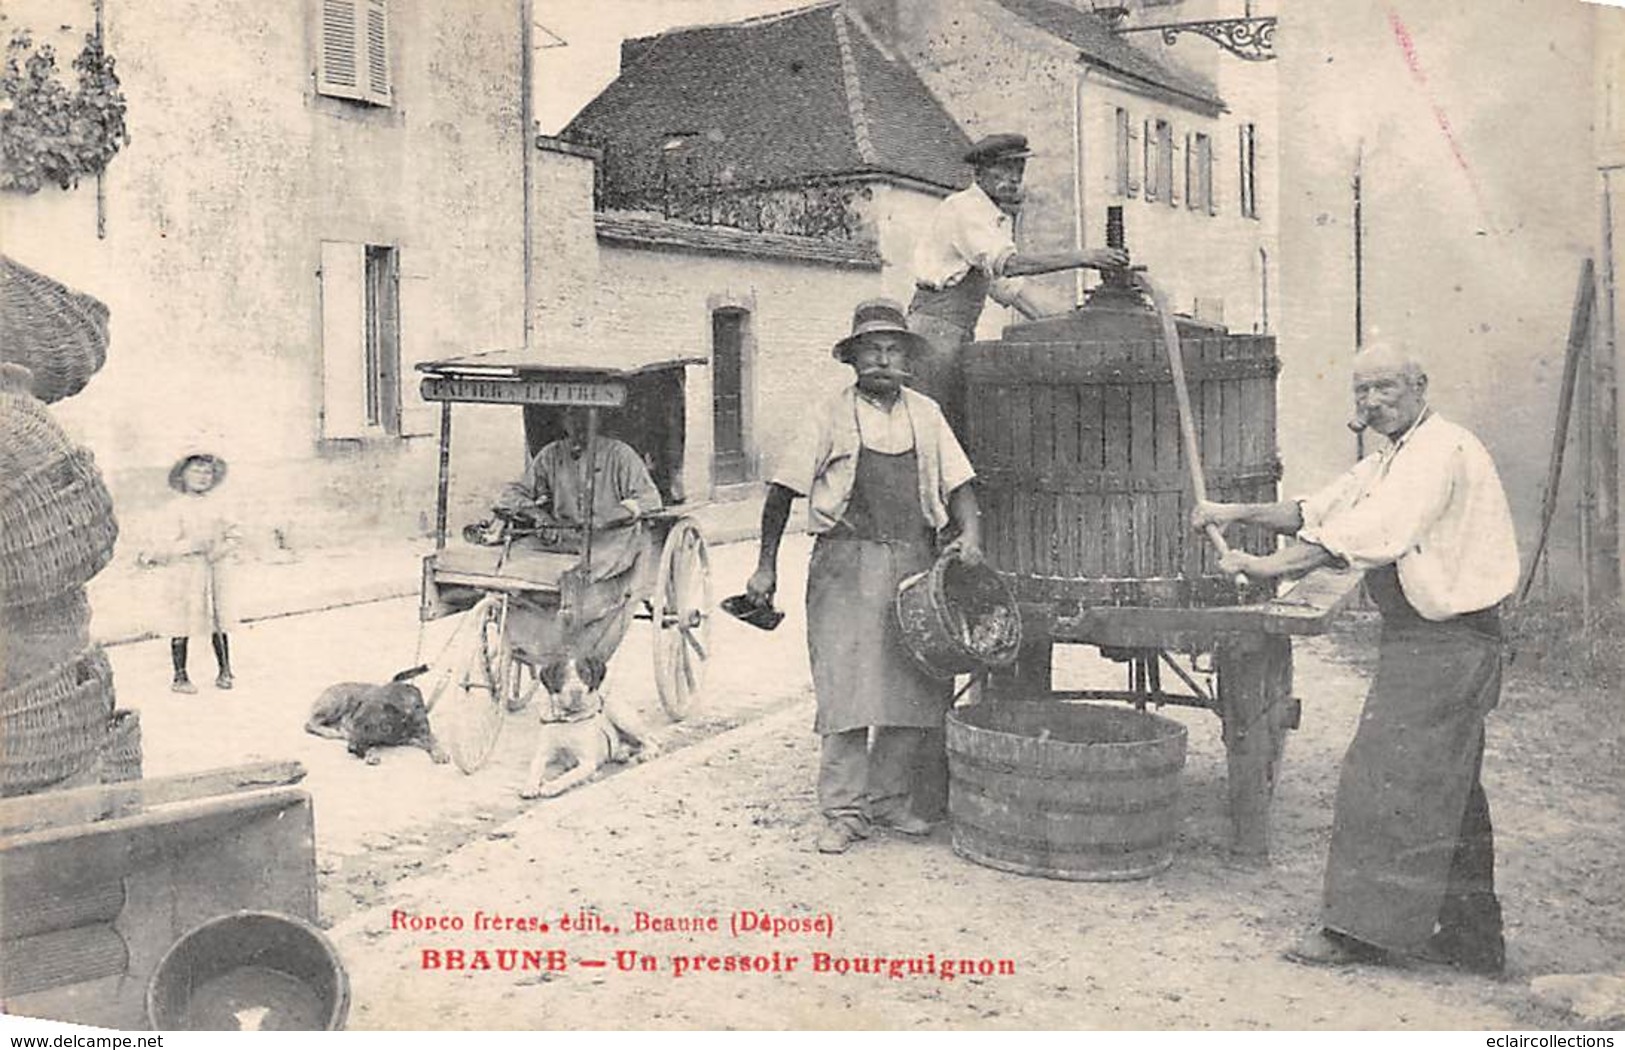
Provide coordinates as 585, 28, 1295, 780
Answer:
492, 406, 665, 672
1192, 341, 1518, 976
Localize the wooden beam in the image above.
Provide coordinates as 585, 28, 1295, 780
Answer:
1520, 259, 1596, 603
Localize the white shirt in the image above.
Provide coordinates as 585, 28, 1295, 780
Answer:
771, 385, 976, 534
911, 184, 1027, 308
1297, 412, 1519, 620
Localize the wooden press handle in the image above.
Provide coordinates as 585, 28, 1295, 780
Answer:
1138, 274, 1249, 589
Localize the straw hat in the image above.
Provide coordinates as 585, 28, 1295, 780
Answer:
167, 453, 228, 494
831, 298, 932, 363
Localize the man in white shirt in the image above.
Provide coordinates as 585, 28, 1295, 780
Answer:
1192, 342, 1519, 976
908, 132, 1127, 433
743, 299, 982, 855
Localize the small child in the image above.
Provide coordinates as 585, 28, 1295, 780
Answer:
137, 452, 241, 693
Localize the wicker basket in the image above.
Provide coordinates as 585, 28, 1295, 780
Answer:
98, 709, 142, 784
1, 646, 115, 733
0, 255, 110, 405
0, 586, 92, 689
0, 386, 119, 608
0, 647, 115, 797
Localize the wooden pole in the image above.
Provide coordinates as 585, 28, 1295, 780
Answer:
1593, 173, 1622, 605
434, 401, 452, 551
1519, 259, 1596, 603
1139, 274, 1244, 587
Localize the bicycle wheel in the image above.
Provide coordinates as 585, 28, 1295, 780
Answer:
444, 597, 508, 773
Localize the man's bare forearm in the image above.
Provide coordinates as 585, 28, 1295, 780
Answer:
755, 483, 796, 573
1211, 499, 1304, 534
1229, 540, 1335, 581
1003, 248, 1103, 277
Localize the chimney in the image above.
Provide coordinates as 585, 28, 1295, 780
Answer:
843, 0, 899, 52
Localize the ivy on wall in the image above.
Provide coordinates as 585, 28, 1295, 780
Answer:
0, 31, 130, 193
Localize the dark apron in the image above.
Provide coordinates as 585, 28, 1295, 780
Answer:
907, 270, 991, 435
1322, 564, 1504, 953
805, 422, 949, 735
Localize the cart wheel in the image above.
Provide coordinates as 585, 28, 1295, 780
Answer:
443, 597, 508, 773
652, 517, 711, 721
502, 651, 540, 714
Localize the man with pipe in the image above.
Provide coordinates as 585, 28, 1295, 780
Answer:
1191, 342, 1518, 975
744, 299, 982, 855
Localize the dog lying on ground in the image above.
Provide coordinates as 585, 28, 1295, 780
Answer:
305, 665, 450, 766
521, 654, 661, 799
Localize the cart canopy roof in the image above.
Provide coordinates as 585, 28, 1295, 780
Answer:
416, 350, 706, 380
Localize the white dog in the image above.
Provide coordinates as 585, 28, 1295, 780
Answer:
521, 654, 661, 799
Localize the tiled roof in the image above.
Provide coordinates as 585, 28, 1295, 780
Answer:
992, 0, 1225, 115
564, 4, 971, 197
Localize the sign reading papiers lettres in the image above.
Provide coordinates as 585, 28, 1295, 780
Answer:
420, 376, 628, 407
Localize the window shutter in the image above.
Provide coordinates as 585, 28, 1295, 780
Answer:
320, 241, 367, 440
397, 249, 438, 438
1143, 120, 1156, 201
317, 0, 362, 101
1127, 117, 1140, 195
1206, 134, 1219, 216
1184, 133, 1194, 210
363, 0, 391, 105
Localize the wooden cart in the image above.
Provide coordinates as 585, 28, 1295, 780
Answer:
415, 355, 713, 773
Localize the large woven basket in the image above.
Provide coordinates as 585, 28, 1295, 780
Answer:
0, 586, 92, 689
0, 255, 110, 404
98, 709, 142, 784
0, 647, 116, 796
0, 382, 119, 608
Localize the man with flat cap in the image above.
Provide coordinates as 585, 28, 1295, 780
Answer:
744, 298, 982, 855
1192, 342, 1519, 976
908, 132, 1129, 433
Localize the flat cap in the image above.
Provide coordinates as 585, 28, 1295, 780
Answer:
964, 133, 1034, 166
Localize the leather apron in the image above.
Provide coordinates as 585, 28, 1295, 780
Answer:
907, 269, 992, 435
1321, 563, 1504, 953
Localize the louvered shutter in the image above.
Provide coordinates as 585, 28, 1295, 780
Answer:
317, 0, 362, 101
397, 249, 438, 438
1184, 132, 1194, 210
320, 241, 367, 440
1143, 120, 1156, 201
316, 0, 390, 106
363, 0, 391, 105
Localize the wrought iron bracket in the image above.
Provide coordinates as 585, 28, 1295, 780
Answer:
1113, 17, 1277, 62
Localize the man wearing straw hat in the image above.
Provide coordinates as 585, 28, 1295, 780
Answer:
1192, 342, 1519, 975
744, 299, 982, 855
908, 132, 1128, 434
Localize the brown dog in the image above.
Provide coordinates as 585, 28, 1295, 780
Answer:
306, 665, 450, 766
520, 654, 660, 799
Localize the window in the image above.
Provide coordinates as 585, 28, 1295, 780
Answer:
711, 308, 751, 485
1239, 122, 1259, 219
1142, 120, 1157, 202
1114, 108, 1138, 198
320, 241, 402, 440
317, 0, 391, 106
1155, 120, 1176, 207
1187, 132, 1214, 214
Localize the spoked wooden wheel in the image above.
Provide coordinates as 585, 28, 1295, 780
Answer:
652, 517, 711, 721
444, 597, 509, 773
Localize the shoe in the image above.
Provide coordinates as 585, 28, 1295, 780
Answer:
215, 672, 234, 690
1420, 929, 1506, 976
171, 677, 198, 695
1283, 928, 1388, 968
870, 811, 935, 836
816, 818, 868, 854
